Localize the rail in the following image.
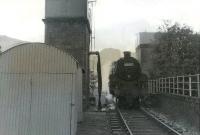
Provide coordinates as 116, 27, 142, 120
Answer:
117, 108, 133, 135
148, 74, 200, 98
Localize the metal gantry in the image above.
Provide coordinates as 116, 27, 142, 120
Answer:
148, 74, 200, 98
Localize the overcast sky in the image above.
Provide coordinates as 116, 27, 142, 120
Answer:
0, 0, 200, 51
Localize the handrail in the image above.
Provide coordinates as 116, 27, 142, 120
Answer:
148, 74, 200, 98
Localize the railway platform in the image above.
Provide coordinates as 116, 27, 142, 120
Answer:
77, 111, 110, 135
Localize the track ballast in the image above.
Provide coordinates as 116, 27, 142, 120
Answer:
107, 107, 182, 135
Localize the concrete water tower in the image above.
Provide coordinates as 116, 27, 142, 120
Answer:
43, 0, 91, 109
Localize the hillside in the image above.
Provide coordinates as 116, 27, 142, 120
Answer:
0, 35, 26, 51
90, 48, 122, 91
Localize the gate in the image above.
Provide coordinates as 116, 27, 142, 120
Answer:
0, 73, 76, 135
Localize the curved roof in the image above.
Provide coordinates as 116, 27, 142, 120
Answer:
0, 43, 80, 74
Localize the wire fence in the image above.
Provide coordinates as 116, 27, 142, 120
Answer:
148, 74, 200, 98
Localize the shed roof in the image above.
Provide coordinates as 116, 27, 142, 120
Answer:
0, 43, 80, 74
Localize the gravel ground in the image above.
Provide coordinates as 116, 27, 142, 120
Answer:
147, 108, 200, 135
76, 111, 110, 135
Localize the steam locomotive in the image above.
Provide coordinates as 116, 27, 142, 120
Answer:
109, 51, 147, 108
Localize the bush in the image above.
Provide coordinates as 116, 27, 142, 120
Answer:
150, 21, 200, 78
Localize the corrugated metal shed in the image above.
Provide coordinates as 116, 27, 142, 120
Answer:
0, 43, 82, 135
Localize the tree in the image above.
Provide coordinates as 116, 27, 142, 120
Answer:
150, 21, 200, 78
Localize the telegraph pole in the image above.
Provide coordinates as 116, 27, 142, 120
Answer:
88, 0, 97, 51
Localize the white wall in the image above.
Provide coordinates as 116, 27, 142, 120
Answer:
0, 43, 82, 135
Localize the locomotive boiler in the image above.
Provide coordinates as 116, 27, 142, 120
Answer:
109, 51, 146, 108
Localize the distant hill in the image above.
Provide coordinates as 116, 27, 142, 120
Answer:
100, 48, 122, 91
90, 48, 122, 92
100, 48, 122, 65
0, 35, 27, 51
90, 48, 121, 71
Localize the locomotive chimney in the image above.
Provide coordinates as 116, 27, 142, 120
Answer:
124, 51, 131, 58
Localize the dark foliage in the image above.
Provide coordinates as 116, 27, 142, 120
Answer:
150, 21, 200, 78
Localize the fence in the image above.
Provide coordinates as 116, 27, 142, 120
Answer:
148, 74, 200, 98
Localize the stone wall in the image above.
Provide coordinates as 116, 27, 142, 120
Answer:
154, 94, 200, 132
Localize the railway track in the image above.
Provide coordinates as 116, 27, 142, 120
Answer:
107, 107, 183, 135
107, 109, 131, 135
